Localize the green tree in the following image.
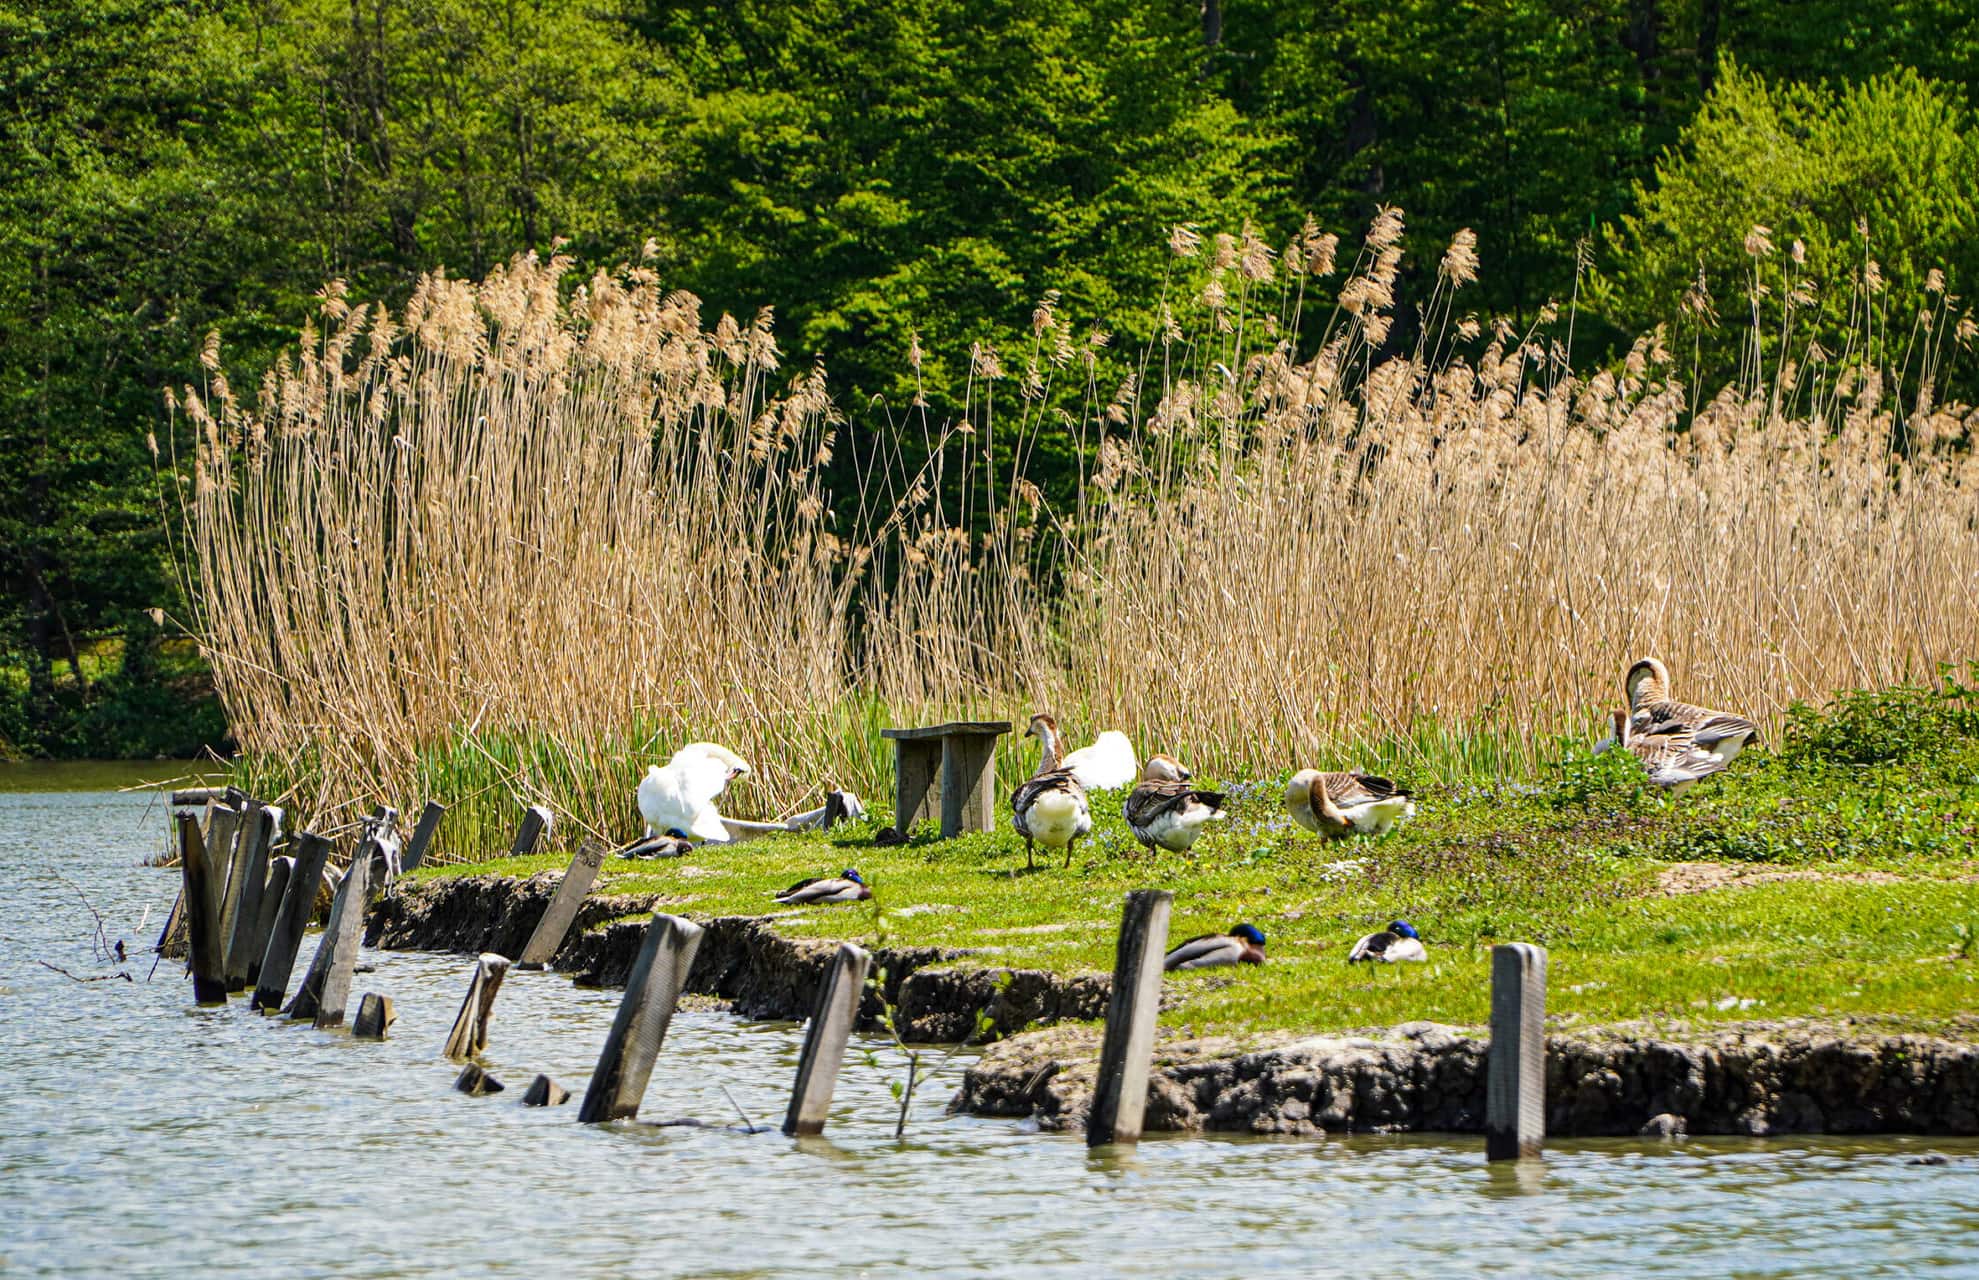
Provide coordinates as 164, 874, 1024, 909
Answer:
1591, 60, 1979, 388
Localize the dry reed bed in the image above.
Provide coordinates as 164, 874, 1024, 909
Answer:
171, 215, 1979, 853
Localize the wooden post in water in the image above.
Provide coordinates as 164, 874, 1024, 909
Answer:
522, 1075, 570, 1107
177, 812, 229, 1004
781, 942, 872, 1137
1486, 942, 1548, 1162
214, 801, 264, 986
399, 801, 447, 873
517, 842, 606, 969
242, 855, 293, 987
201, 803, 244, 944
253, 834, 332, 1012
443, 953, 512, 1060
352, 993, 396, 1039
286, 849, 370, 1025
508, 805, 553, 858
223, 803, 279, 991
455, 1064, 505, 1096
577, 914, 704, 1123
1087, 888, 1173, 1147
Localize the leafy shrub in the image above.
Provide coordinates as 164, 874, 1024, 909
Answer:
1779, 668, 1979, 768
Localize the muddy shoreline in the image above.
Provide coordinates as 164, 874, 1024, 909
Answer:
367, 872, 1979, 1138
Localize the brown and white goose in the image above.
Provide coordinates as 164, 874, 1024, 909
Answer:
1626, 657, 1757, 763
1611, 709, 1727, 794
1285, 769, 1415, 837
1012, 713, 1093, 869
1124, 754, 1228, 852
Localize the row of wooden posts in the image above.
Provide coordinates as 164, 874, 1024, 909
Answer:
166, 792, 1549, 1156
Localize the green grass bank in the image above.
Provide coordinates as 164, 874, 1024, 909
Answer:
403, 679, 1979, 1039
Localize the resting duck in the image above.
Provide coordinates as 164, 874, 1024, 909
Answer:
1610, 709, 1726, 794
1012, 713, 1093, 869
773, 868, 871, 904
1124, 755, 1227, 852
1164, 923, 1267, 970
1626, 657, 1757, 763
1060, 728, 1139, 791
1285, 768, 1415, 837
1348, 920, 1427, 963
638, 742, 751, 843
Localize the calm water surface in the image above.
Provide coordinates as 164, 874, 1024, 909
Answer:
3, 776, 1977, 1278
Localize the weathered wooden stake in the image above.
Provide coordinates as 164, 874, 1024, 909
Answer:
577, 914, 705, 1123
201, 803, 244, 943
517, 842, 606, 969
286, 848, 370, 1026
455, 1064, 505, 1096
252, 833, 333, 1012
443, 953, 512, 1059
176, 812, 229, 1004
214, 801, 263, 984
399, 800, 447, 873
243, 855, 293, 987
508, 804, 554, 858
1486, 942, 1548, 1162
522, 1075, 570, 1107
352, 993, 396, 1039
781, 941, 872, 1137
223, 803, 280, 991
1087, 888, 1173, 1147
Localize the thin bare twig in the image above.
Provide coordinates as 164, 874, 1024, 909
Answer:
36, 959, 133, 984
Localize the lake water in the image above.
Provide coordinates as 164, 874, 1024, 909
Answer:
3, 774, 1977, 1278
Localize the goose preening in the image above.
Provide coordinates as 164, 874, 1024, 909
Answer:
1164, 923, 1267, 970
1348, 920, 1426, 963
1011, 713, 1093, 869
1060, 728, 1140, 791
773, 868, 871, 904
1625, 657, 1757, 763
638, 742, 752, 844
1124, 754, 1228, 852
1285, 768, 1416, 837
1610, 709, 1727, 794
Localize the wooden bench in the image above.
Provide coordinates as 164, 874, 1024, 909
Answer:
880, 721, 1012, 839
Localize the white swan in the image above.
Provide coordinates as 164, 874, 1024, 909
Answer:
638, 742, 751, 844
1060, 728, 1139, 791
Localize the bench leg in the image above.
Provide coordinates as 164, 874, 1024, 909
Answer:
940, 734, 999, 838
893, 740, 941, 837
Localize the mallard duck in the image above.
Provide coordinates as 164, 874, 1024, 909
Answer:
773, 868, 871, 904
1626, 657, 1757, 763
639, 742, 751, 843
1061, 729, 1139, 791
1164, 923, 1267, 970
1012, 713, 1093, 869
1124, 754, 1227, 852
1611, 709, 1727, 794
1348, 919, 1426, 963
1285, 768, 1415, 837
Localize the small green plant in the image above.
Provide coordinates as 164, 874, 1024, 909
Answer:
1547, 738, 1650, 810
1954, 922, 1976, 961
1780, 669, 1979, 769
864, 903, 1011, 1138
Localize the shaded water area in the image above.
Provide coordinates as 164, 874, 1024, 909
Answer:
3, 774, 1977, 1278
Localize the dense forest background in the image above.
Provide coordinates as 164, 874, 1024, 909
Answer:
3, 0, 1976, 758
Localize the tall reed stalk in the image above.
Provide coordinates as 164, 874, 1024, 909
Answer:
170, 217, 1979, 859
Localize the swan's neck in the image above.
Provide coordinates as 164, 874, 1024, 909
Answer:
1035, 723, 1063, 771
